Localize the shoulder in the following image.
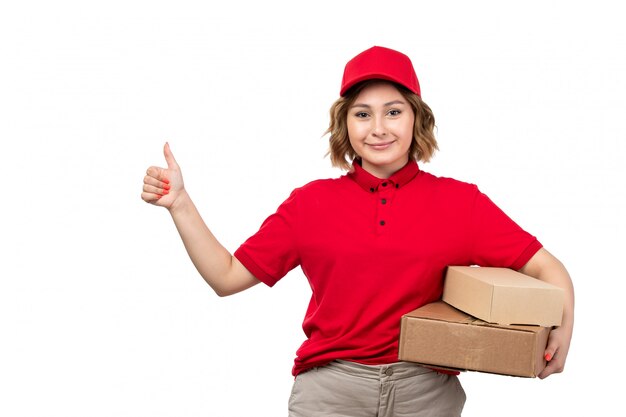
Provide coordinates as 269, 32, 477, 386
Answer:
267, 177, 348, 221
416, 170, 479, 196
274, 176, 347, 210
291, 176, 351, 196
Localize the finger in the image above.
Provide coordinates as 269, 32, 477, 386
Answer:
538, 363, 553, 379
539, 339, 564, 379
143, 173, 171, 189
543, 344, 558, 363
145, 166, 170, 184
141, 191, 163, 203
143, 183, 169, 195
538, 356, 564, 379
163, 142, 178, 169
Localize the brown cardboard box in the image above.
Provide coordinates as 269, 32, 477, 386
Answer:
443, 266, 564, 326
399, 301, 551, 377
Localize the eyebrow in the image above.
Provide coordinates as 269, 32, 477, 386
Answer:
350, 100, 406, 109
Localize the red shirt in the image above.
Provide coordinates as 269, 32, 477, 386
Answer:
234, 161, 542, 376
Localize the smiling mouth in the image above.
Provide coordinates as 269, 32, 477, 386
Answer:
367, 142, 394, 150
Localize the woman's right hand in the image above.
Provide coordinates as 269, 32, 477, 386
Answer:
141, 142, 185, 210
140, 142, 260, 296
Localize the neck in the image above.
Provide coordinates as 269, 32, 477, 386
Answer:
360, 158, 408, 179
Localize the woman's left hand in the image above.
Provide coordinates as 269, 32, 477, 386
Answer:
539, 323, 572, 379
518, 248, 574, 380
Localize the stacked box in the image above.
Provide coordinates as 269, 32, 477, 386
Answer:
399, 301, 550, 377
399, 266, 564, 377
443, 266, 564, 326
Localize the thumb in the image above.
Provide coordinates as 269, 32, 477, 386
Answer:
163, 142, 179, 169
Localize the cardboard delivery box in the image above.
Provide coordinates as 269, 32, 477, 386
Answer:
399, 301, 551, 377
443, 266, 564, 326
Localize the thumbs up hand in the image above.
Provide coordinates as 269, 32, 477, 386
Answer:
141, 142, 185, 209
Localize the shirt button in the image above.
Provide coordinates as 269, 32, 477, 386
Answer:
382, 182, 388, 187
385, 368, 393, 376
379, 220, 386, 226
370, 187, 375, 192
381, 199, 387, 204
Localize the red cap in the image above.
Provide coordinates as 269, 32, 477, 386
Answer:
340, 46, 421, 97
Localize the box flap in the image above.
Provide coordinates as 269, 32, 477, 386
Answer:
404, 301, 543, 333
404, 301, 474, 324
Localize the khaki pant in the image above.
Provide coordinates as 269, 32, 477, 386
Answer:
288, 360, 466, 417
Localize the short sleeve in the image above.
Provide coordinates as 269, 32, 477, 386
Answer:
470, 190, 543, 270
233, 189, 301, 287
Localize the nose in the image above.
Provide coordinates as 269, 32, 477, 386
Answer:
372, 116, 388, 137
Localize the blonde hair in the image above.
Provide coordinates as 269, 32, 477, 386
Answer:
326, 80, 438, 170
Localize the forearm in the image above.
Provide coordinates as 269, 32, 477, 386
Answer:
518, 248, 574, 377
519, 248, 574, 329
143, 143, 258, 295
547, 264, 574, 332
168, 191, 242, 295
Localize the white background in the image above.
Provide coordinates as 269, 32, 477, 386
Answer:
1, 1, 624, 416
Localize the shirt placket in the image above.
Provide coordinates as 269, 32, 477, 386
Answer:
375, 180, 395, 234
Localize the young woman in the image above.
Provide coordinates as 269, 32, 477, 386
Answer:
141, 46, 574, 417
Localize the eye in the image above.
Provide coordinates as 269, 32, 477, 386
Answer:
354, 111, 369, 118
388, 109, 401, 116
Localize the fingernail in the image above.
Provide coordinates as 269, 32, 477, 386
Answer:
545, 353, 552, 361
163, 178, 170, 184
163, 184, 171, 190
157, 194, 163, 199
162, 189, 169, 195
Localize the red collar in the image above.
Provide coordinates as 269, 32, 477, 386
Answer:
347, 160, 420, 193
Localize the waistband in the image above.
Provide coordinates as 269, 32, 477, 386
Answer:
324, 360, 433, 381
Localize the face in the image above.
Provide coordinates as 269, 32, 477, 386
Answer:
347, 82, 415, 179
